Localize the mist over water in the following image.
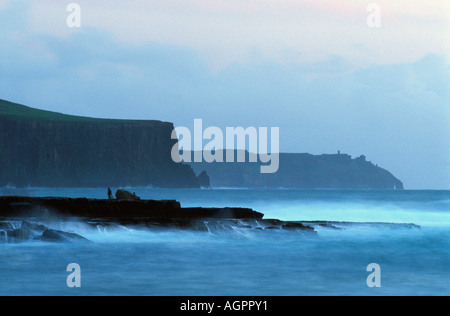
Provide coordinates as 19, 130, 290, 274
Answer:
0, 188, 449, 295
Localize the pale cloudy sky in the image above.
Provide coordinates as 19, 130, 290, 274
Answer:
0, 0, 449, 189
17, 0, 450, 68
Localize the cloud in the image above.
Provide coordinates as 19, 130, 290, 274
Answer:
0, 0, 11, 10
16, 0, 448, 69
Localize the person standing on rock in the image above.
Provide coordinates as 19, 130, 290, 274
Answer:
108, 188, 114, 200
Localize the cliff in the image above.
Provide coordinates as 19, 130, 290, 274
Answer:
0, 99, 200, 188
189, 151, 404, 190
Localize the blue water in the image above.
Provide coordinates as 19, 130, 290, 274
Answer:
0, 188, 449, 296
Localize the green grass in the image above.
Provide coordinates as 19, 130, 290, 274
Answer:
0, 98, 162, 124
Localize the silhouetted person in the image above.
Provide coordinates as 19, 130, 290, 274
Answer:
108, 188, 114, 200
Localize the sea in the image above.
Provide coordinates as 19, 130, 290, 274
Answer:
0, 187, 449, 296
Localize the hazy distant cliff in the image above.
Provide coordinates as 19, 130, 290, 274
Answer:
189, 151, 404, 190
0, 99, 404, 190
0, 99, 200, 188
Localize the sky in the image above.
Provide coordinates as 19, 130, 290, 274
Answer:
0, 0, 449, 189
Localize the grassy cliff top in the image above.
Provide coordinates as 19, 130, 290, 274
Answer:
0, 98, 165, 125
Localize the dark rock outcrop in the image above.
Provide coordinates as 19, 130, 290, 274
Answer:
0, 196, 319, 241
115, 189, 140, 201
39, 229, 89, 243
0, 220, 90, 243
197, 171, 211, 188
21, 220, 47, 233
0, 98, 200, 188
0, 196, 264, 220
1, 228, 31, 242
281, 222, 315, 231
0, 222, 14, 230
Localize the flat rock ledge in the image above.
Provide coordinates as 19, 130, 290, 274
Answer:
0, 196, 263, 220
0, 196, 318, 242
0, 197, 420, 244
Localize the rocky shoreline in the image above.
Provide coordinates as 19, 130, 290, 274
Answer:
0, 196, 263, 219
0, 196, 419, 243
0, 196, 315, 242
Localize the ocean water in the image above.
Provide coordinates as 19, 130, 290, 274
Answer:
0, 188, 449, 296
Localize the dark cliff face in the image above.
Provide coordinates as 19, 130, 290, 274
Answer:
0, 99, 199, 188
189, 151, 404, 190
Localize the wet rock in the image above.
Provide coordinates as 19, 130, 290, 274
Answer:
318, 223, 342, 230
202, 221, 237, 234
174, 220, 209, 232
1, 228, 32, 242
21, 220, 47, 233
115, 189, 140, 201
260, 219, 283, 228
0, 222, 14, 230
144, 219, 210, 232
8, 228, 31, 240
40, 229, 89, 243
264, 226, 281, 230
282, 222, 315, 232
0, 196, 261, 220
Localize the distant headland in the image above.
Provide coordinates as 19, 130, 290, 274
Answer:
0, 98, 403, 189
188, 151, 404, 190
